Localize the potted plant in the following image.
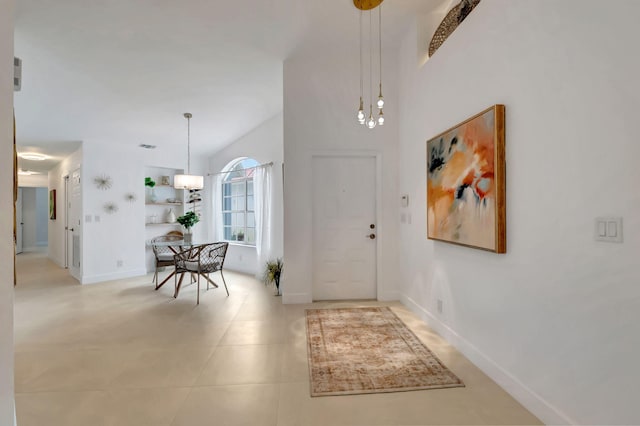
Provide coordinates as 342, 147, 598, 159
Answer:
145, 177, 157, 202
176, 211, 200, 243
263, 258, 283, 296
236, 230, 244, 242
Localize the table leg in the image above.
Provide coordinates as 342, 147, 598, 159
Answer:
155, 270, 176, 290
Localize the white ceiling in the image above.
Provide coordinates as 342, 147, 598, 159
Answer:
14, 0, 444, 173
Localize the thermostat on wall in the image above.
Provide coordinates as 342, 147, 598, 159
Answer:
401, 194, 409, 208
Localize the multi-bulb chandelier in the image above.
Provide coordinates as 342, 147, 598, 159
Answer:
355, 0, 384, 129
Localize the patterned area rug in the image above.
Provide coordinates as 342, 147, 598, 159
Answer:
306, 307, 464, 396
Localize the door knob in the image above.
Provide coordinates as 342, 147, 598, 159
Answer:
69, 228, 74, 232
367, 233, 376, 239
370, 224, 375, 229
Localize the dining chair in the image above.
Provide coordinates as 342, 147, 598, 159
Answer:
150, 234, 183, 290
173, 242, 229, 304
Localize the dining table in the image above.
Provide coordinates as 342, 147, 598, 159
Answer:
149, 239, 210, 297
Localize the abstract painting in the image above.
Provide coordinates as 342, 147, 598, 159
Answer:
49, 189, 56, 220
426, 105, 506, 253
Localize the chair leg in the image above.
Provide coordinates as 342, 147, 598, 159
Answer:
220, 270, 229, 296
174, 271, 178, 297
196, 273, 200, 305
175, 272, 186, 298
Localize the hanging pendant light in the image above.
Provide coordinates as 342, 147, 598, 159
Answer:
174, 113, 204, 190
367, 105, 377, 129
356, 11, 366, 124
376, 4, 384, 112
354, 0, 385, 129
367, 9, 376, 129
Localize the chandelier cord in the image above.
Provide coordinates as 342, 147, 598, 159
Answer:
186, 115, 191, 174
379, 4, 382, 88
359, 11, 363, 102
369, 10, 373, 113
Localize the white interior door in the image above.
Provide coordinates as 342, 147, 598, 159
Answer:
16, 187, 23, 254
68, 169, 81, 280
312, 155, 377, 300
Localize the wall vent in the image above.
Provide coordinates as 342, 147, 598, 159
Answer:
13, 57, 22, 91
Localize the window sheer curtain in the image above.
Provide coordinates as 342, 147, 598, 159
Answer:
209, 174, 224, 242
253, 164, 272, 278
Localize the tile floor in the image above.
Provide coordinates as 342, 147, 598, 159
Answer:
14, 252, 541, 425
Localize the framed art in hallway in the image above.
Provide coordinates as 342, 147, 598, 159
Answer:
426, 104, 506, 253
49, 189, 56, 220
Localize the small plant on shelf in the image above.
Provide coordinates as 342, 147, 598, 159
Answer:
145, 177, 157, 202
263, 258, 283, 296
236, 230, 244, 242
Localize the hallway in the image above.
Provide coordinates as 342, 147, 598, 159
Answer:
14, 252, 540, 425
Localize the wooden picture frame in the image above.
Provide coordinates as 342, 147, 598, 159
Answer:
49, 189, 56, 220
426, 104, 506, 253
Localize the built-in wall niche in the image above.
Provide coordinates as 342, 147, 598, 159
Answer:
144, 166, 184, 227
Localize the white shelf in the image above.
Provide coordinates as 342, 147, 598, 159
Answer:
145, 222, 181, 226
145, 202, 183, 206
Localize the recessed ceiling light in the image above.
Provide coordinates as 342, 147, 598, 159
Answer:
19, 152, 47, 161
139, 144, 157, 149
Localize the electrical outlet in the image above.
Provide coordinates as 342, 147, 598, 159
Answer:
437, 299, 443, 314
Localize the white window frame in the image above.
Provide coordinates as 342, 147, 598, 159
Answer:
220, 159, 257, 246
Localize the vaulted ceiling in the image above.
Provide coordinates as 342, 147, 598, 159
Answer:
14, 0, 445, 173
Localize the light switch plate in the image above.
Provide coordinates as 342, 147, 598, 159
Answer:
595, 217, 623, 243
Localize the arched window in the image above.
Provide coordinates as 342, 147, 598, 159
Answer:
221, 157, 259, 244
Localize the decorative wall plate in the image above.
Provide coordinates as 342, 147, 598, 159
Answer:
94, 174, 113, 190
104, 202, 119, 214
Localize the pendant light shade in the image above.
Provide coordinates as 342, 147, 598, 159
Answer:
174, 174, 203, 190
174, 112, 204, 190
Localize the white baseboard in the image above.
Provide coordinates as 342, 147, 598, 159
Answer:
81, 268, 146, 285
283, 292, 311, 304
47, 254, 65, 269
378, 290, 399, 302
401, 294, 573, 426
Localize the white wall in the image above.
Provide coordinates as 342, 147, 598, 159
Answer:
283, 48, 400, 303
0, 0, 15, 422
81, 141, 147, 284
397, 1, 640, 424
20, 187, 48, 249
48, 147, 82, 269
35, 187, 48, 245
18, 173, 48, 187
208, 112, 284, 276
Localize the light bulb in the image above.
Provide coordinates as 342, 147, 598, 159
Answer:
356, 97, 365, 124
367, 115, 376, 129
377, 96, 384, 109
377, 112, 385, 126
